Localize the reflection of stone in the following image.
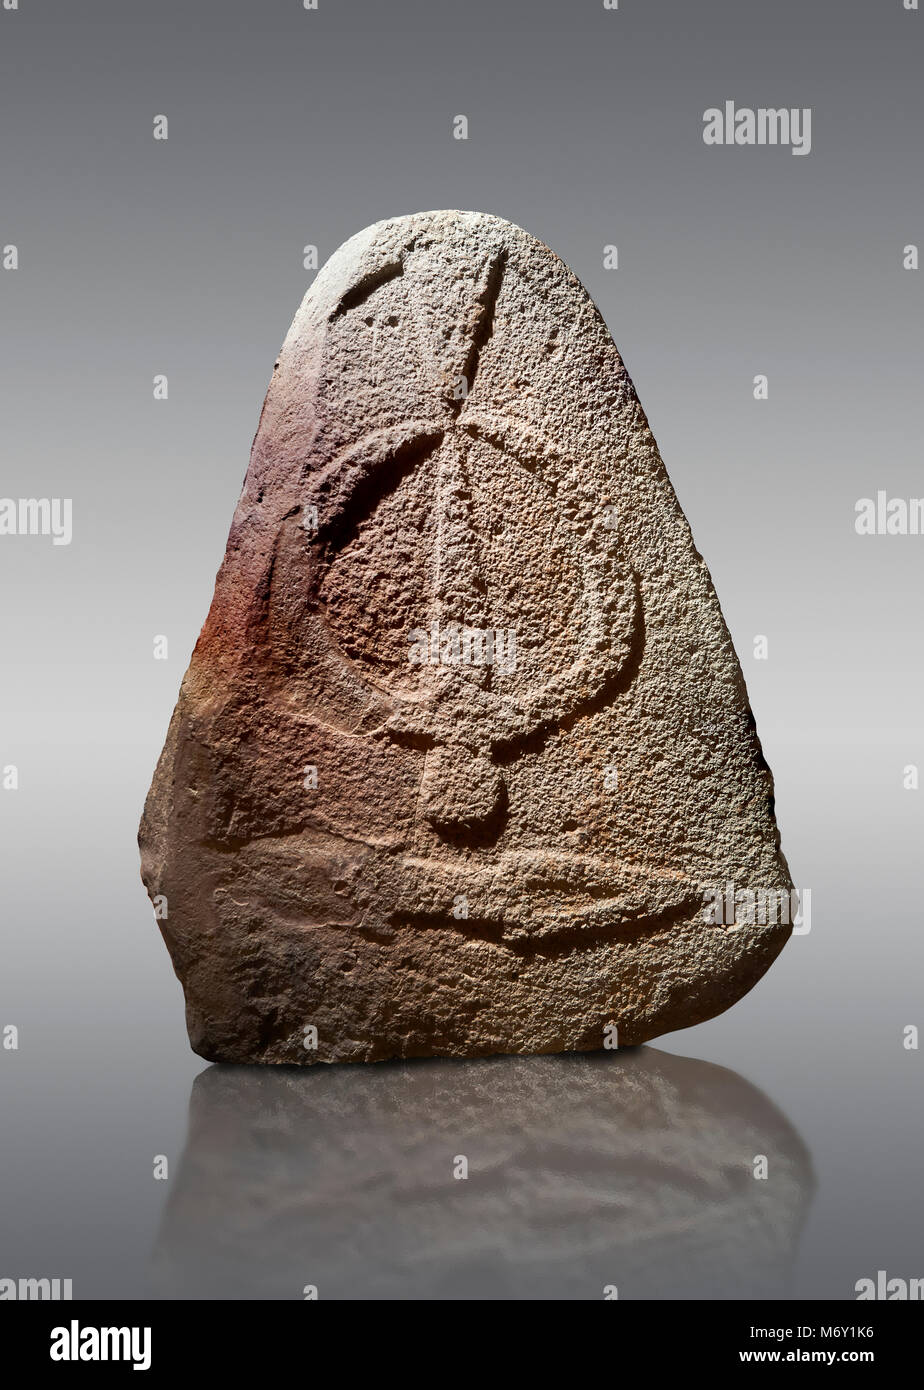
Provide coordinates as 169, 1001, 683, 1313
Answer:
139, 210, 793, 1063
151, 1049, 813, 1300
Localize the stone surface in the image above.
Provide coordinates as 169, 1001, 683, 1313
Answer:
139, 209, 793, 1064
153, 1050, 814, 1299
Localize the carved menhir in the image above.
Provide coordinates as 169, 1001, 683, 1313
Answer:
139, 210, 793, 1063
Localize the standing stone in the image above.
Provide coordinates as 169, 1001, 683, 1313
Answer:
139, 210, 793, 1064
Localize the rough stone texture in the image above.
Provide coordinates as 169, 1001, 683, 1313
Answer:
153, 1050, 814, 1299
139, 209, 792, 1064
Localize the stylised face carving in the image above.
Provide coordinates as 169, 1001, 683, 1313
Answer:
308, 252, 639, 842
263, 240, 703, 945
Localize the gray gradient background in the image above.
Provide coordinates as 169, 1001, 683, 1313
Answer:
1, 0, 921, 1299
